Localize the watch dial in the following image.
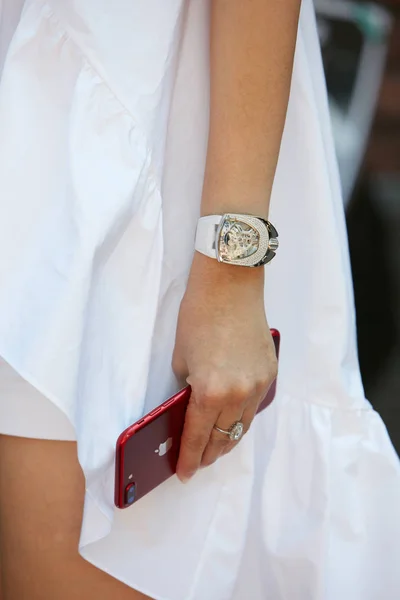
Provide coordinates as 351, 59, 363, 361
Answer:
219, 218, 260, 262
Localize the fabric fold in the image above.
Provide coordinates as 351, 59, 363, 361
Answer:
233, 395, 400, 600
0, 1, 399, 599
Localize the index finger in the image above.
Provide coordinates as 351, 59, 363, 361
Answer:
176, 392, 219, 482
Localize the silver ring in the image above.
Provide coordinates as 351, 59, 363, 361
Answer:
213, 421, 244, 442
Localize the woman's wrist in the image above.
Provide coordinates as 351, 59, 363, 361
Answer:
189, 250, 265, 293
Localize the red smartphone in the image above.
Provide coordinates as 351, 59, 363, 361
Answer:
115, 329, 280, 509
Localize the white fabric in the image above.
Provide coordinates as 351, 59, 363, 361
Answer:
0, 356, 76, 439
0, 1, 399, 599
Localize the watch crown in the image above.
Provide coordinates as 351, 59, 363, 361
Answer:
268, 237, 279, 252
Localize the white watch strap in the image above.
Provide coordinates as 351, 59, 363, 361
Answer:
195, 215, 222, 259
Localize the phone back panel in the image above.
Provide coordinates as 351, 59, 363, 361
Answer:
115, 387, 191, 508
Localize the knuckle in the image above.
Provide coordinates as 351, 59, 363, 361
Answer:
269, 357, 279, 381
171, 354, 186, 379
255, 362, 278, 396
171, 358, 179, 376
231, 379, 255, 405
193, 381, 227, 407
192, 370, 272, 411
230, 392, 247, 410
202, 388, 225, 405
255, 375, 271, 396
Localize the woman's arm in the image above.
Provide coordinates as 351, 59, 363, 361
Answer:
173, 0, 301, 482
203, 0, 301, 218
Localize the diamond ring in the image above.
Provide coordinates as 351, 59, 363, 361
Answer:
213, 421, 244, 442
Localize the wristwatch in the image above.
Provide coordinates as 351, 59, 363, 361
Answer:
195, 213, 279, 267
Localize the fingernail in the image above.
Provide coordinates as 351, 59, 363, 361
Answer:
180, 471, 195, 483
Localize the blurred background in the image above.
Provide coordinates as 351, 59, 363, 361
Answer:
315, 0, 400, 452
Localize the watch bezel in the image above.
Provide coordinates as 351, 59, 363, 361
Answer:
215, 213, 271, 267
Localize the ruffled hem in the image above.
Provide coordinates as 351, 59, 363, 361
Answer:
1, 357, 399, 600
231, 393, 400, 600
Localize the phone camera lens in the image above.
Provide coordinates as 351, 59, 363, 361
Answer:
125, 483, 136, 505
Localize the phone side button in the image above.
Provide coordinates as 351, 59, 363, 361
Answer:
149, 406, 161, 416
163, 398, 176, 407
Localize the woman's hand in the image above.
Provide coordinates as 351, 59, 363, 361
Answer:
172, 252, 278, 482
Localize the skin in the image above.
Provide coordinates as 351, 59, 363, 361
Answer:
0, 0, 300, 598
174, 0, 300, 481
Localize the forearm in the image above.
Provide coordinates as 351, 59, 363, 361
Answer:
202, 0, 301, 219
